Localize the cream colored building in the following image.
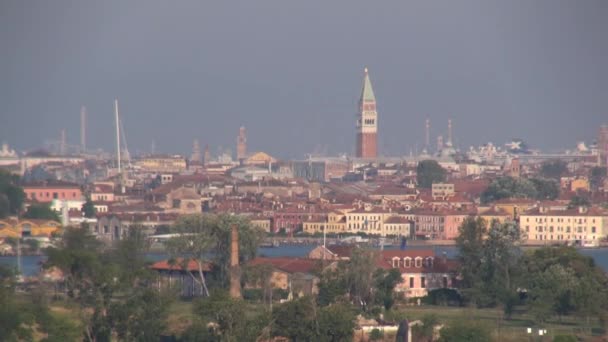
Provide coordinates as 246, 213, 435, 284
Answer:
135, 155, 187, 173
345, 208, 411, 237
520, 206, 608, 245
303, 210, 348, 235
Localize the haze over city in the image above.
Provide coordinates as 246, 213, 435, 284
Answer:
1, 0, 607, 158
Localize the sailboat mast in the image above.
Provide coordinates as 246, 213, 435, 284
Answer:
114, 99, 121, 174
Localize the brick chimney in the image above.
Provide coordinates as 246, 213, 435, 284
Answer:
229, 224, 242, 298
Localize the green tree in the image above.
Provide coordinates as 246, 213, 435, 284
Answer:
317, 263, 347, 306
481, 176, 559, 203
272, 296, 318, 341
590, 166, 606, 190
481, 177, 538, 203
411, 314, 439, 342
540, 160, 568, 180
167, 214, 264, 296
344, 249, 378, 310
523, 247, 608, 324
0, 194, 9, 218
0, 265, 34, 341
416, 160, 447, 188
244, 263, 275, 306
530, 178, 560, 200
369, 328, 383, 341
317, 303, 356, 342
373, 268, 402, 310
23, 203, 60, 221
82, 196, 96, 218
456, 218, 524, 314
45, 227, 171, 341
0, 170, 25, 217
455, 217, 487, 291
568, 195, 591, 209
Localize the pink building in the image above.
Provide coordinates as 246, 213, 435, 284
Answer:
23, 181, 83, 203
378, 250, 458, 298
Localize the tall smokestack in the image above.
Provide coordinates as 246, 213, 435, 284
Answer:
80, 106, 87, 153
229, 224, 242, 298
237, 126, 247, 163
425, 118, 430, 149
60, 129, 66, 155
447, 119, 453, 145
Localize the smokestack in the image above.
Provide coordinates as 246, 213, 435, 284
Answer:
80, 106, 87, 153
447, 119, 452, 145
229, 224, 242, 298
425, 118, 430, 149
60, 129, 66, 155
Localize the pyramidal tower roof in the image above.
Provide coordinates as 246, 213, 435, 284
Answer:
360, 67, 376, 102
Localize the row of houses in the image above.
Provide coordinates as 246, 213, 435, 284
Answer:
150, 245, 458, 299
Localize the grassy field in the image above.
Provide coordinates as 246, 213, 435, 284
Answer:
389, 305, 604, 341
35, 295, 606, 341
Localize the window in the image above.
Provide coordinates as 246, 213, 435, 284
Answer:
443, 276, 448, 288
409, 277, 414, 288
404, 257, 411, 267
421, 277, 426, 288
415, 258, 422, 268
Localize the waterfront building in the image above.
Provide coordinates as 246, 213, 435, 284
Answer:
519, 206, 608, 245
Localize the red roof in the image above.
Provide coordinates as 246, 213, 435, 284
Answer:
150, 258, 212, 272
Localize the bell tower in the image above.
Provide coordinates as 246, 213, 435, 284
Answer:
356, 67, 378, 158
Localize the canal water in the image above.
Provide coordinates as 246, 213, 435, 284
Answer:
2, 245, 608, 277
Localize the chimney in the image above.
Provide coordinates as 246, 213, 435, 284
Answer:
229, 224, 242, 298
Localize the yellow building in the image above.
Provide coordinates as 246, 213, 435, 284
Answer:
303, 210, 348, 235
570, 178, 590, 192
519, 206, 608, 245
477, 206, 511, 225
135, 155, 187, 173
250, 217, 272, 233
0, 219, 20, 238
243, 152, 277, 166
0, 219, 61, 238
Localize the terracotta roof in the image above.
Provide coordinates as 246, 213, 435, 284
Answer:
150, 258, 212, 272
92, 184, 114, 193
384, 216, 410, 224
23, 180, 80, 189
326, 245, 356, 258
377, 250, 458, 273
522, 206, 607, 217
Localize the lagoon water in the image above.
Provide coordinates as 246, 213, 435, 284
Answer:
2, 245, 608, 277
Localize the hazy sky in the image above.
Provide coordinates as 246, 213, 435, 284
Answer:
1, 1, 607, 159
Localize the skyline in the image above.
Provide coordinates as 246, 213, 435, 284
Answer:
1, 1, 607, 158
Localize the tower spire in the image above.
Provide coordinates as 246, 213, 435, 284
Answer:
356, 67, 378, 158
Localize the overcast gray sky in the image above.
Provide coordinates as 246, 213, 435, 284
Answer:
1, 1, 607, 158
